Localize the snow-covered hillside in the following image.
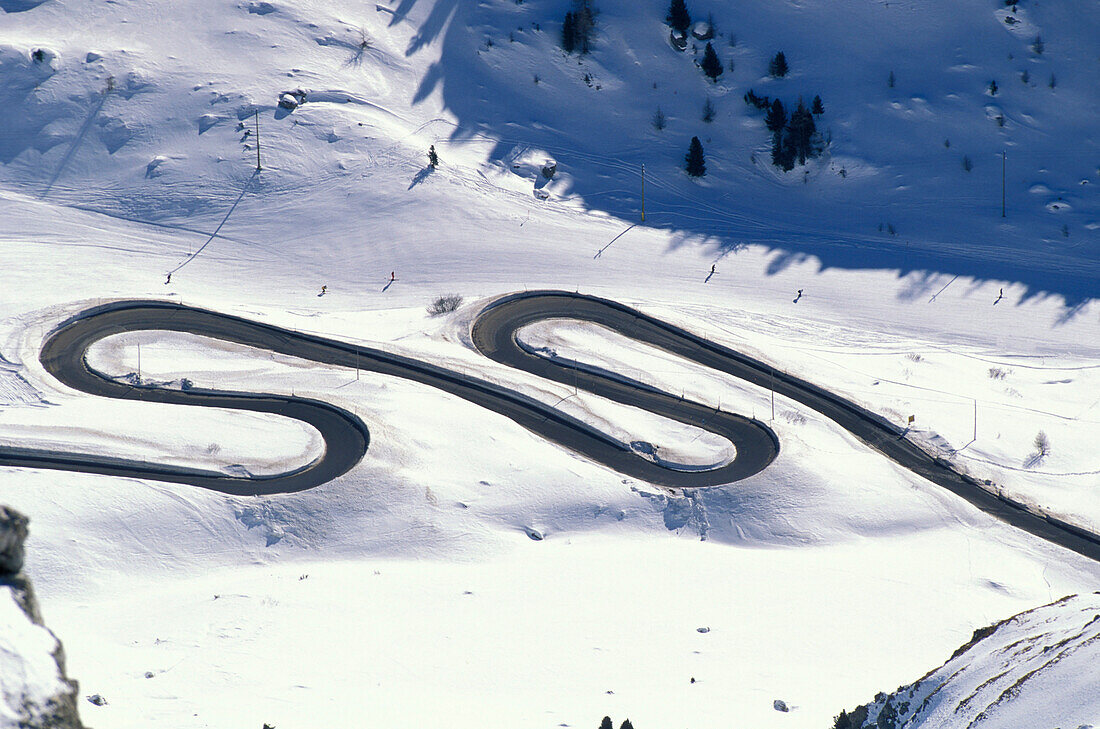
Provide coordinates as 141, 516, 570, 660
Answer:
836, 592, 1100, 729
1, 0, 1098, 726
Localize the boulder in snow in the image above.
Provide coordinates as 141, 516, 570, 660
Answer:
691, 22, 713, 40
0, 505, 28, 575
278, 88, 308, 110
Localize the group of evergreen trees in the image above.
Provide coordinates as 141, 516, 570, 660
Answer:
745, 91, 825, 170
561, 0, 597, 54
600, 717, 634, 729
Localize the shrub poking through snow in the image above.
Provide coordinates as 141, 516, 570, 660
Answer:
1034, 430, 1051, 458
427, 294, 463, 317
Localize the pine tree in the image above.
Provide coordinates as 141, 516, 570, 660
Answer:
1031, 34, 1044, 55
887, 70, 896, 88
772, 134, 795, 171
701, 42, 722, 82
685, 136, 706, 177
600, 718, 613, 729
702, 96, 716, 122
571, 0, 596, 54
811, 94, 824, 115
652, 106, 667, 130
989, 79, 998, 95
786, 98, 816, 165
764, 99, 786, 133
427, 145, 439, 167
769, 51, 788, 77
666, 0, 691, 33
620, 721, 634, 729
562, 12, 576, 53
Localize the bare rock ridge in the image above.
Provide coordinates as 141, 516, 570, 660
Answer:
0, 506, 85, 729
832, 593, 1100, 729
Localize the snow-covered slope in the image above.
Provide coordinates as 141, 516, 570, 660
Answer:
836, 592, 1100, 729
1, 0, 1098, 726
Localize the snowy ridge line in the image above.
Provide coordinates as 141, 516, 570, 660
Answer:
471, 292, 1100, 563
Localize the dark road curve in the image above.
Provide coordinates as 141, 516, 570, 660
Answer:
2, 291, 1098, 562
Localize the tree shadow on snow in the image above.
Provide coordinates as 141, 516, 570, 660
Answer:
407, 165, 434, 190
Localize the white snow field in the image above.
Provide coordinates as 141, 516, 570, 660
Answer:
1, 0, 1098, 726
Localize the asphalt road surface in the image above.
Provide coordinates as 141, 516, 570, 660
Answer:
3, 291, 1098, 562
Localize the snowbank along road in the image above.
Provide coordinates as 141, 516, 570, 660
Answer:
4, 291, 1099, 562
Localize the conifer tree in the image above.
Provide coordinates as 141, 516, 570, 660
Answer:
786, 98, 816, 165
989, 79, 998, 95
562, 12, 576, 53
573, 0, 596, 54
702, 96, 716, 122
764, 99, 786, 133
811, 94, 824, 115
620, 721, 634, 729
667, 0, 691, 33
685, 136, 706, 177
769, 51, 788, 77
600, 718, 613, 729
701, 42, 722, 82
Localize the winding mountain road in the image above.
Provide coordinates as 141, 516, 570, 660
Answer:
3, 291, 1098, 562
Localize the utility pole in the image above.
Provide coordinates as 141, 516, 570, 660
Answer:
770, 365, 775, 421
641, 163, 645, 222
973, 399, 978, 442
137, 342, 141, 383
1001, 150, 1006, 218
355, 347, 359, 380
255, 110, 262, 171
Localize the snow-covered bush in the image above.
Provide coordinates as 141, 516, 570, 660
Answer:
427, 294, 463, 317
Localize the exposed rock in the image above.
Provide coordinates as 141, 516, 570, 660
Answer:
773, 699, 789, 712
278, 88, 308, 110
0, 505, 28, 574
0, 507, 85, 729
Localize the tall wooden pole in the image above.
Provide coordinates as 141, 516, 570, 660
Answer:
255, 110, 262, 171
1001, 150, 1005, 218
641, 163, 645, 222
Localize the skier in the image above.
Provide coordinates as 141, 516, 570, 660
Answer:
710, 264, 716, 275
165, 273, 171, 285
793, 288, 803, 303
390, 271, 396, 282
994, 287, 1004, 305
320, 285, 327, 296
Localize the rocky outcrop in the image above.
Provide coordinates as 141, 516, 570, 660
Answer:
0, 506, 85, 729
831, 593, 1100, 729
